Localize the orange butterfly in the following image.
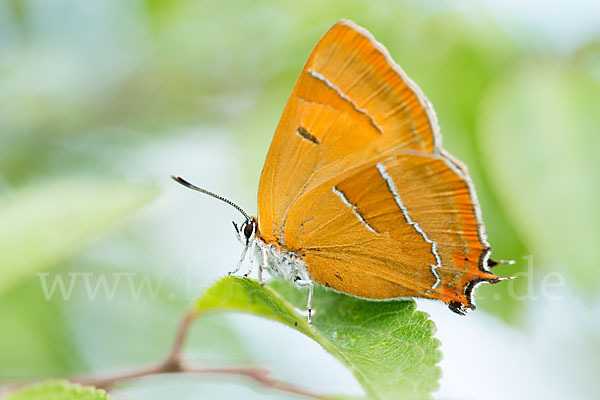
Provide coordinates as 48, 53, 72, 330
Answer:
174, 20, 511, 322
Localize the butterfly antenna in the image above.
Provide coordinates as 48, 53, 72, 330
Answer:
171, 176, 251, 221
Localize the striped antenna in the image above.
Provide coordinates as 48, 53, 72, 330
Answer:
170, 176, 251, 221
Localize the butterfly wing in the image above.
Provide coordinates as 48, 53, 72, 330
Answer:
257, 20, 501, 312
258, 20, 439, 243
284, 153, 500, 312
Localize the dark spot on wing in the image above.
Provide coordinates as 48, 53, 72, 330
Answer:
448, 301, 469, 315
334, 274, 343, 281
297, 126, 320, 144
300, 216, 316, 227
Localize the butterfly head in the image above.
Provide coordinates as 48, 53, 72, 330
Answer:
233, 216, 258, 245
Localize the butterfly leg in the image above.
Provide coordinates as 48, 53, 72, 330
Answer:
258, 246, 268, 285
242, 238, 257, 278
294, 278, 314, 325
229, 242, 249, 276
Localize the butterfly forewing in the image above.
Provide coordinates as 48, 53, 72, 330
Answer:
258, 21, 439, 243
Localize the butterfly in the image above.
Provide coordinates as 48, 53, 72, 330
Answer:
173, 19, 511, 323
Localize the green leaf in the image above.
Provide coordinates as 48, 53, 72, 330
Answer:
195, 277, 441, 400
5, 380, 111, 400
0, 179, 158, 296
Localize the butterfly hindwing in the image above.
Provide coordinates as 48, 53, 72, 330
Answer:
280, 152, 497, 309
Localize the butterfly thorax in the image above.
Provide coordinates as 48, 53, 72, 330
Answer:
253, 233, 311, 284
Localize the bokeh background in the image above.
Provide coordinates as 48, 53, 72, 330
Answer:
1, 0, 599, 399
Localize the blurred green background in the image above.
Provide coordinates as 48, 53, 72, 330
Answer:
1, 0, 599, 399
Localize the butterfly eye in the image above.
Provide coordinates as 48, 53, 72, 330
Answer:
243, 221, 254, 240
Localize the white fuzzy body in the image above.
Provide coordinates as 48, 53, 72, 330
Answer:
253, 237, 311, 283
